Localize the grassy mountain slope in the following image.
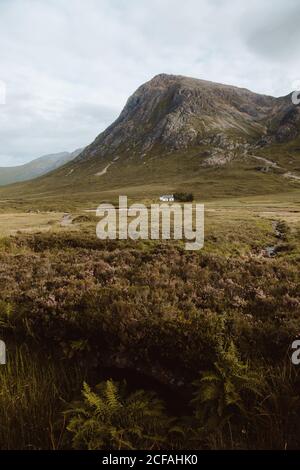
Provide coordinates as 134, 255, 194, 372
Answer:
0, 148, 83, 186
0, 74, 299, 211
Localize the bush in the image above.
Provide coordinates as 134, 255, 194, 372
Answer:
66, 380, 181, 450
192, 342, 262, 434
174, 192, 194, 202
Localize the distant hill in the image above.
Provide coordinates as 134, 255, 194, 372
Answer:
0, 73, 299, 210
0, 148, 83, 186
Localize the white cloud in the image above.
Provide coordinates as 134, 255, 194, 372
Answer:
0, 0, 298, 165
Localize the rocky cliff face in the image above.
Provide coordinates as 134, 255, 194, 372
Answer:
77, 74, 300, 166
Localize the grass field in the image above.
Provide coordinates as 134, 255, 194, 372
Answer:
0, 140, 300, 213
1, 190, 299, 247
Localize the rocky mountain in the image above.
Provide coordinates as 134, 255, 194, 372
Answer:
0, 148, 83, 186
0, 74, 299, 209
77, 74, 300, 166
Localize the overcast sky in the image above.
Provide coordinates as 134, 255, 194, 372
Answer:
0, 0, 299, 166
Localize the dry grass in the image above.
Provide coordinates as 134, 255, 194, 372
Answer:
0, 212, 79, 236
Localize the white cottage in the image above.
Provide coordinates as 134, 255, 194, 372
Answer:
159, 194, 175, 202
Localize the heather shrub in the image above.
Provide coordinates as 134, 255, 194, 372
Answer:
0, 232, 299, 449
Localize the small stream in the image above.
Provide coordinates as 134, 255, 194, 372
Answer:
262, 221, 284, 258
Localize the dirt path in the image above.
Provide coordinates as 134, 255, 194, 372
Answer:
251, 155, 300, 181
96, 163, 112, 176
60, 213, 73, 226
251, 155, 280, 168
283, 172, 300, 181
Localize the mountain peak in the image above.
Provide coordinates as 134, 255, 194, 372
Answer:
77, 74, 299, 164
1, 74, 300, 206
